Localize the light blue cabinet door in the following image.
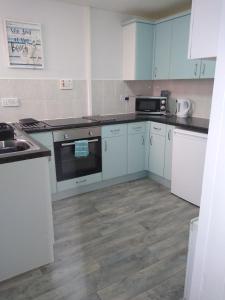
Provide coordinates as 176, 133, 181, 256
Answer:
153, 21, 172, 80
128, 133, 145, 174
30, 132, 57, 194
170, 15, 201, 79
149, 133, 165, 177
200, 59, 216, 78
135, 22, 154, 80
102, 136, 127, 180
164, 125, 174, 180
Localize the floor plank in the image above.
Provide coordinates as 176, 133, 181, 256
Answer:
0, 178, 198, 300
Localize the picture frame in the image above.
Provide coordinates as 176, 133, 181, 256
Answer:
4, 19, 44, 69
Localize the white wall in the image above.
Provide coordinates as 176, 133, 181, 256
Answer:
91, 8, 127, 80
0, 0, 89, 79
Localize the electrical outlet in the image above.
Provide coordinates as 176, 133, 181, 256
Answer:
120, 95, 129, 101
1, 98, 20, 107
59, 79, 73, 90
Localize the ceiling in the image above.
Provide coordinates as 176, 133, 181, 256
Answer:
57, 0, 192, 19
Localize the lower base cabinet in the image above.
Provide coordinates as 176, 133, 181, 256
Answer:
30, 132, 57, 194
148, 122, 174, 180
102, 136, 127, 180
102, 124, 128, 180
128, 133, 145, 173
31, 122, 176, 197
128, 122, 146, 174
149, 133, 166, 177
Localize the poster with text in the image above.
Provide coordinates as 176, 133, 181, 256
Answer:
5, 20, 44, 69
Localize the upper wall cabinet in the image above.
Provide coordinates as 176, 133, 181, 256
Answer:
188, 0, 222, 59
122, 21, 154, 80
170, 14, 201, 79
199, 59, 216, 79
153, 21, 172, 80
153, 13, 216, 80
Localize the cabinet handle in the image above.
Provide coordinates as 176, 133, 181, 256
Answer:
168, 129, 171, 141
153, 126, 161, 131
76, 179, 87, 184
150, 136, 153, 145
201, 63, 206, 76
194, 63, 198, 77
133, 126, 142, 131
154, 67, 157, 78
110, 129, 120, 133
142, 136, 145, 145
104, 140, 107, 152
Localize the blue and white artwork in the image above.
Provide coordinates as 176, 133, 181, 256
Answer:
5, 20, 44, 69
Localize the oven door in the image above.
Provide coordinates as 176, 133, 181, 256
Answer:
136, 98, 161, 113
54, 137, 102, 181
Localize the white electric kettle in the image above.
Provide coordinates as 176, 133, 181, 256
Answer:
176, 99, 192, 118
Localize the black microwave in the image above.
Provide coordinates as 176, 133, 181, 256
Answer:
135, 96, 167, 115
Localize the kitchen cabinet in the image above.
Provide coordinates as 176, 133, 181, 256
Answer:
154, 13, 215, 80
170, 14, 201, 79
102, 124, 128, 180
128, 122, 146, 174
199, 59, 216, 79
123, 21, 154, 80
30, 132, 57, 194
148, 122, 174, 180
149, 122, 166, 177
153, 20, 172, 80
164, 125, 174, 180
188, 0, 222, 59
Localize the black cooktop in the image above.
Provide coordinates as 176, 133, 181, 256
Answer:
44, 118, 98, 127
83, 115, 117, 123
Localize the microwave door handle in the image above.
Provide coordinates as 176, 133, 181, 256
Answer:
61, 139, 99, 147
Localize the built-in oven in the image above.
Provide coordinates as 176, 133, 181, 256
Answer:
53, 127, 102, 182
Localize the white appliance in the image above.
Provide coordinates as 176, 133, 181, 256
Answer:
184, 217, 199, 300
176, 99, 192, 118
171, 128, 207, 206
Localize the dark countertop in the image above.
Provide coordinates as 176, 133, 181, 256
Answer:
0, 128, 51, 165
88, 114, 209, 133
3, 113, 208, 164
18, 114, 209, 134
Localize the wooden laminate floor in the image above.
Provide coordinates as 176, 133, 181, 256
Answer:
0, 178, 199, 300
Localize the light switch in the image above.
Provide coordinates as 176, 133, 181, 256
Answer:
59, 79, 73, 90
1, 97, 20, 107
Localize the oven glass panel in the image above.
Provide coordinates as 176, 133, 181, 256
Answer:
136, 98, 161, 112
54, 137, 102, 181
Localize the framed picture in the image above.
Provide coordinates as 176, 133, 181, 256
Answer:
4, 19, 44, 69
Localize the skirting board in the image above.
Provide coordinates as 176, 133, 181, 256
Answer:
52, 171, 148, 201
52, 171, 171, 201
148, 172, 171, 188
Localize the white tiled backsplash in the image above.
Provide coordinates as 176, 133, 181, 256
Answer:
92, 80, 153, 115
0, 79, 214, 122
0, 79, 88, 122
152, 79, 214, 119
92, 79, 214, 119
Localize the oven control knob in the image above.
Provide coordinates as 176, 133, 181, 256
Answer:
89, 131, 93, 136
64, 133, 69, 139
161, 100, 166, 105
161, 106, 166, 110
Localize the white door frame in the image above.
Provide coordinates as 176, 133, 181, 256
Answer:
190, 1, 225, 299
